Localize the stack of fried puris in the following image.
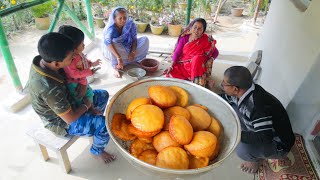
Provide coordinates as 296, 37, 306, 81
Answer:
111, 85, 223, 169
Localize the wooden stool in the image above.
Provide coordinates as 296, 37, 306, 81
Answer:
26, 127, 79, 173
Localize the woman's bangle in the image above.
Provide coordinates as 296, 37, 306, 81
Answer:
82, 104, 89, 111
131, 50, 136, 54
116, 56, 122, 60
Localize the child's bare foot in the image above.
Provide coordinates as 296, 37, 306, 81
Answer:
240, 161, 261, 174
94, 151, 116, 164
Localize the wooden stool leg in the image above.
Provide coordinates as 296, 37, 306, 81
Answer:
56, 150, 71, 173
38, 144, 49, 161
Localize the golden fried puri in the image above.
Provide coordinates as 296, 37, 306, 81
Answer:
207, 116, 223, 139
184, 131, 218, 158
156, 147, 189, 169
111, 113, 137, 141
169, 115, 193, 145
126, 97, 152, 120
192, 103, 209, 111
131, 104, 164, 133
169, 86, 189, 107
128, 124, 160, 138
130, 139, 155, 158
209, 141, 220, 161
186, 106, 211, 131
138, 149, 158, 165
188, 155, 209, 169
163, 106, 191, 130
138, 136, 153, 143
153, 131, 181, 152
148, 85, 177, 108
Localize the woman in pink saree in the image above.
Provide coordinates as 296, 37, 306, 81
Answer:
165, 18, 219, 88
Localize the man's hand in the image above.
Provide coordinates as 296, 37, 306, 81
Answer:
128, 51, 135, 61
75, 83, 87, 98
91, 59, 102, 67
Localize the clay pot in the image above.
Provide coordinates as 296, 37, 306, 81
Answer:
168, 24, 182, 37
231, 8, 244, 17
140, 58, 159, 72
94, 16, 105, 28
150, 24, 164, 35
35, 17, 50, 30
178, 3, 188, 9
135, 21, 148, 33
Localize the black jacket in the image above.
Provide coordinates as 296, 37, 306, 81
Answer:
221, 84, 295, 152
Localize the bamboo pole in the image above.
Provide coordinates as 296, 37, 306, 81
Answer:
253, 0, 262, 24
213, 0, 223, 23
0, 18, 23, 92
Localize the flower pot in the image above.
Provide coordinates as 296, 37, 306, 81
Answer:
168, 24, 182, 37
135, 21, 148, 33
178, 2, 188, 9
150, 24, 164, 35
231, 8, 244, 17
35, 17, 50, 30
94, 16, 105, 28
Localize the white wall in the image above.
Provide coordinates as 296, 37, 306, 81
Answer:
286, 55, 320, 135
254, 0, 320, 134
255, 0, 320, 107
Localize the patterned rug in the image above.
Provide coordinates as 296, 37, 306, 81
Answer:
258, 134, 319, 180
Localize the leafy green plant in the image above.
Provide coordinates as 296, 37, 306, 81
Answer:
150, 13, 167, 26
162, 10, 184, 25
97, 0, 110, 7
135, 12, 151, 23
30, 1, 55, 18
249, 0, 270, 16
92, 3, 104, 18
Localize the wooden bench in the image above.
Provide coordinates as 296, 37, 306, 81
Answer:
26, 127, 79, 173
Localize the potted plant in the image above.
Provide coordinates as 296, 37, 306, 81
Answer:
133, 0, 152, 33
231, 1, 245, 17
231, 7, 244, 17
30, 1, 55, 30
134, 12, 150, 33
149, 14, 165, 35
91, 3, 106, 28
163, 11, 183, 37
178, 0, 187, 9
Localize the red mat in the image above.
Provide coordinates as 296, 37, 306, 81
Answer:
258, 134, 319, 180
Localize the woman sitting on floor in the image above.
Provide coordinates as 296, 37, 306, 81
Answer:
164, 18, 219, 89
102, 7, 149, 78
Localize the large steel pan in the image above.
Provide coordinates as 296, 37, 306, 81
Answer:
105, 77, 241, 179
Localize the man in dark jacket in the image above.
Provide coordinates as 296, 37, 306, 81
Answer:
220, 66, 295, 174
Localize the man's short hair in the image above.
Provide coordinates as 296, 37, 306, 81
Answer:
37, 32, 74, 62
224, 66, 253, 89
58, 25, 84, 49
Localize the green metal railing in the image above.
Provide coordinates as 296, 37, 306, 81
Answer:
185, 0, 192, 25
0, 0, 96, 92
